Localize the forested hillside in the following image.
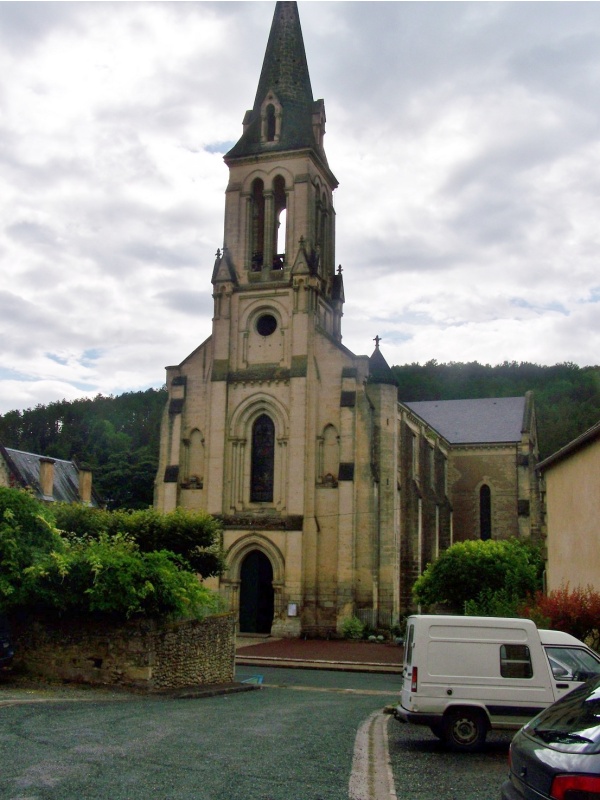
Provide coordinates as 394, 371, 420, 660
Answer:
0, 388, 167, 509
1, 362, 598, 509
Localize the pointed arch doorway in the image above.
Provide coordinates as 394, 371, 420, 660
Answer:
239, 550, 274, 634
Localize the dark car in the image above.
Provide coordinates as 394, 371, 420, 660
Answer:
501, 675, 600, 800
0, 615, 14, 669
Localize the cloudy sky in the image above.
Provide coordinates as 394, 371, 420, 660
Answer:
1, 1, 599, 416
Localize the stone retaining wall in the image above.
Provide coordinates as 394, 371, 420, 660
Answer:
11, 612, 236, 691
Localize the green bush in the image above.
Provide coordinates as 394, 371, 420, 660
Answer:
413, 538, 544, 612
0, 487, 222, 620
0, 486, 63, 610
23, 533, 221, 619
465, 587, 524, 618
53, 504, 225, 578
342, 616, 365, 640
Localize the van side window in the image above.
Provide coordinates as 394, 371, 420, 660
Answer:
500, 644, 533, 678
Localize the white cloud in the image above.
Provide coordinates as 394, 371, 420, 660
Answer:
0, 1, 599, 416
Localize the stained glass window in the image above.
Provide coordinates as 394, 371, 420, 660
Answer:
251, 414, 275, 502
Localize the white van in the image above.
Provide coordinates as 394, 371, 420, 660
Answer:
394, 615, 600, 751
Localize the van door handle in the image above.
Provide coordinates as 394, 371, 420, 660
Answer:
556, 683, 569, 689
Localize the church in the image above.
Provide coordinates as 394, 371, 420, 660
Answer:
155, 2, 541, 637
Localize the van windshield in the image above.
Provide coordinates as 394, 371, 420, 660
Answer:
545, 646, 600, 682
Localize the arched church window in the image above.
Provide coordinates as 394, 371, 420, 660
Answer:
480, 484, 492, 540
250, 414, 275, 502
251, 178, 265, 271
266, 104, 276, 142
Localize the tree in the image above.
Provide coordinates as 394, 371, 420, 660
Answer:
412, 538, 544, 613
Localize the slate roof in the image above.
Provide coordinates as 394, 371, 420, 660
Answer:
225, 1, 334, 179
1, 445, 97, 505
368, 347, 397, 386
404, 397, 528, 444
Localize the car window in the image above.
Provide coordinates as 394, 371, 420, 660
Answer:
545, 646, 600, 682
500, 644, 533, 678
524, 676, 600, 754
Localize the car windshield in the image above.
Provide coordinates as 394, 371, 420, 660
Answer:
525, 676, 600, 754
545, 646, 600, 681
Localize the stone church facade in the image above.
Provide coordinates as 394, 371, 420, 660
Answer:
155, 2, 541, 637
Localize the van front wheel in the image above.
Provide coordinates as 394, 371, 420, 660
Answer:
442, 708, 488, 752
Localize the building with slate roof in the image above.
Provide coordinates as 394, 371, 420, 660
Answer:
155, 2, 542, 634
0, 444, 98, 506
406, 395, 541, 543
537, 420, 600, 592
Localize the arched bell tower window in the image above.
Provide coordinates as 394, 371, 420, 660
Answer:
273, 175, 286, 268
480, 484, 492, 540
250, 414, 275, 502
251, 178, 265, 271
313, 185, 331, 276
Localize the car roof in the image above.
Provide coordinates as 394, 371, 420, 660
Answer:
539, 629, 586, 647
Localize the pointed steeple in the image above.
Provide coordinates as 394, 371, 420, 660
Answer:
225, 2, 331, 170
368, 342, 397, 386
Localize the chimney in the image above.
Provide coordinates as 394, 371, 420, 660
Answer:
39, 457, 55, 500
78, 466, 92, 505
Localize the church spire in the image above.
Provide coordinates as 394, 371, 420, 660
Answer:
225, 2, 331, 168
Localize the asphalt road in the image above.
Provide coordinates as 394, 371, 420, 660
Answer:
0, 667, 512, 800
388, 717, 512, 800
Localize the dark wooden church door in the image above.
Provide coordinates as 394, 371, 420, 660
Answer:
239, 550, 274, 634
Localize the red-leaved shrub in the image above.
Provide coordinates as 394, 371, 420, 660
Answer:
522, 584, 600, 651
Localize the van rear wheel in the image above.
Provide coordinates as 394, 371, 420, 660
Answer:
442, 708, 488, 752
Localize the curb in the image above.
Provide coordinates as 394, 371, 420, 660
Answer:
0, 680, 261, 705
236, 655, 400, 674
166, 682, 261, 700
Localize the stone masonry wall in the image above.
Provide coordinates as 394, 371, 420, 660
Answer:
11, 613, 236, 691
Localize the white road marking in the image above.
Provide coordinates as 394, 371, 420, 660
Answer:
349, 711, 398, 800
262, 683, 394, 697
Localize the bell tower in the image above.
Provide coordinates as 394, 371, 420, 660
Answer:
212, 0, 344, 346
157, 1, 372, 639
